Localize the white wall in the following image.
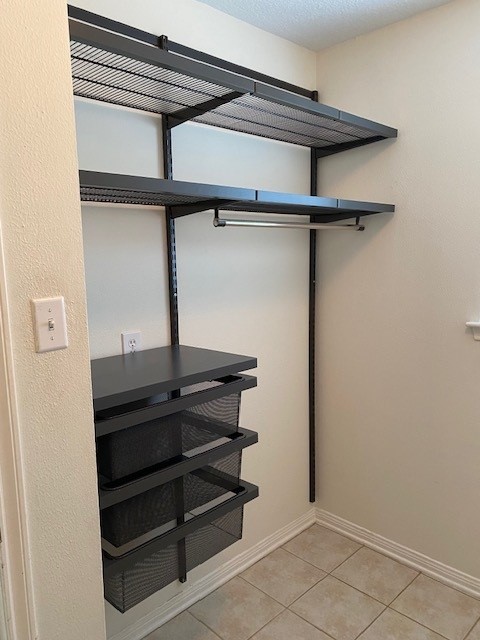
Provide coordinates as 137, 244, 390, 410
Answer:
316, 0, 480, 578
0, 1, 106, 639
72, 0, 317, 636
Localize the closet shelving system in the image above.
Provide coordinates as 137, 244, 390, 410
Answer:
68, 5, 397, 608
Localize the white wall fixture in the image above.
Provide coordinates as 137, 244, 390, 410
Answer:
465, 321, 480, 341
31, 297, 68, 353
121, 331, 143, 354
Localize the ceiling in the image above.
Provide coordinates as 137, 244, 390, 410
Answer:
195, 0, 451, 50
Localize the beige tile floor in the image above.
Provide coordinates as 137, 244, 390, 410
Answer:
146, 525, 480, 640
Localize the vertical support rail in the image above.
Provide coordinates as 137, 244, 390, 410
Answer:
309, 91, 319, 504
162, 117, 180, 346
162, 113, 186, 581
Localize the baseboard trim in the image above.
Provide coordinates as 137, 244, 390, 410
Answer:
316, 508, 480, 599
109, 508, 316, 640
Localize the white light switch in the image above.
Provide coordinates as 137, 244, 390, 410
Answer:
31, 296, 68, 353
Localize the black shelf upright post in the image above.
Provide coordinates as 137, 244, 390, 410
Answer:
309, 91, 319, 504
162, 114, 187, 581
161, 35, 186, 582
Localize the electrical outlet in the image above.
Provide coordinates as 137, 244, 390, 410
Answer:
121, 331, 142, 354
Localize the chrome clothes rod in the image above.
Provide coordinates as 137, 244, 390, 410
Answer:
213, 216, 365, 231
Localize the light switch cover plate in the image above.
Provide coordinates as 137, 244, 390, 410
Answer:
31, 296, 68, 353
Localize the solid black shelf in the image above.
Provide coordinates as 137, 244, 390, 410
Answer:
68, 7, 397, 152
91, 344, 257, 412
80, 170, 395, 222
94, 373, 257, 437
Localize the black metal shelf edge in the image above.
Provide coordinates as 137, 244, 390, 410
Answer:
69, 7, 397, 151
95, 374, 257, 436
99, 426, 258, 510
79, 171, 395, 221
91, 344, 257, 412
102, 479, 258, 577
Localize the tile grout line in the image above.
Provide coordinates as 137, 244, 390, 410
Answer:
415, 572, 480, 603
282, 604, 338, 640
189, 576, 288, 640
328, 545, 365, 576
387, 572, 460, 640
186, 608, 223, 640
385, 605, 453, 640
329, 572, 405, 608
286, 572, 329, 608
382, 568, 420, 606
316, 517, 480, 602
460, 611, 480, 640
389, 572, 480, 639
281, 540, 363, 575
244, 607, 285, 640
240, 566, 326, 608
351, 602, 386, 640
236, 573, 290, 606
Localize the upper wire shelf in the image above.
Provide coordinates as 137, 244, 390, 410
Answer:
68, 6, 397, 154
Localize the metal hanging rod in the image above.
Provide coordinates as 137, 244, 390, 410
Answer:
213, 214, 365, 232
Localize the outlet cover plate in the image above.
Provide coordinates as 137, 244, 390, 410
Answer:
121, 331, 142, 354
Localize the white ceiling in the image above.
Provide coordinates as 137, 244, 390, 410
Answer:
196, 0, 451, 50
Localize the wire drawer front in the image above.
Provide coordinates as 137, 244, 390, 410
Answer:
101, 451, 242, 548
104, 505, 244, 612
96, 381, 241, 481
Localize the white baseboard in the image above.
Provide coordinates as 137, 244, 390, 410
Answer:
316, 508, 480, 599
110, 508, 316, 640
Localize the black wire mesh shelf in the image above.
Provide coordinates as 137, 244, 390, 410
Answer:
69, 6, 397, 152
80, 171, 395, 221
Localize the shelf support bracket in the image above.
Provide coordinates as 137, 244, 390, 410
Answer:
167, 92, 246, 128
314, 136, 386, 159
170, 199, 242, 219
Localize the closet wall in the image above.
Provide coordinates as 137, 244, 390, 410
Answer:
315, 0, 480, 578
72, 0, 317, 636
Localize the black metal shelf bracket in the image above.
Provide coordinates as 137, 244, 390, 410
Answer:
170, 199, 241, 219
167, 92, 247, 129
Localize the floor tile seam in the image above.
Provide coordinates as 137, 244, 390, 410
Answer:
281, 541, 364, 574
280, 607, 338, 640
187, 606, 224, 639
345, 543, 480, 603
312, 573, 390, 608
412, 572, 480, 603
244, 607, 286, 640
287, 576, 387, 637
236, 572, 289, 598
390, 570, 480, 621
327, 545, 365, 576
386, 605, 456, 640
461, 612, 480, 640
371, 568, 420, 606
286, 572, 329, 608
350, 602, 386, 640
280, 544, 331, 573
240, 568, 326, 607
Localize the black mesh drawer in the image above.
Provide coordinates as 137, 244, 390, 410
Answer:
101, 452, 242, 548
104, 505, 244, 613
96, 380, 241, 481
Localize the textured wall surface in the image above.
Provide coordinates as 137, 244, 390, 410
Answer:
0, 1, 106, 638
316, 0, 480, 578
72, 0, 317, 637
